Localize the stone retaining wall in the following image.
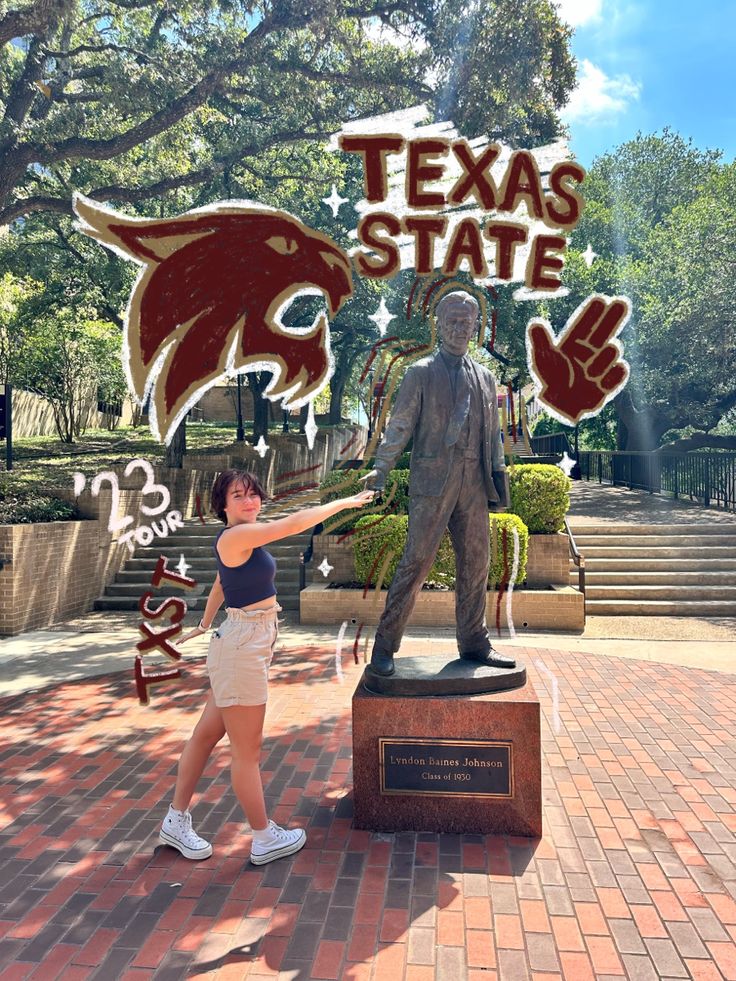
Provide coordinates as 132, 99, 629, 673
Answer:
1, 424, 365, 634
12, 388, 137, 439
525, 532, 569, 586
301, 583, 584, 631
183, 425, 366, 512
0, 518, 130, 635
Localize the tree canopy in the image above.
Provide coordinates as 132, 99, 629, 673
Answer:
0, 0, 575, 225
562, 130, 736, 451
0, 0, 577, 451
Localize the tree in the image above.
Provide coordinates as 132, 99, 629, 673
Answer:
427, 0, 574, 143
0, 1, 429, 225
0, 0, 577, 234
563, 131, 734, 451
0, 271, 40, 383
0, 0, 578, 456
623, 162, 736, 449
575, 130, 720, 262
165, 418, 186, 468
17, 309, 125, 441
0, 1, 576, 224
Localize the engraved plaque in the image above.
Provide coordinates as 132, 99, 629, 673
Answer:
379, 737, 513, 798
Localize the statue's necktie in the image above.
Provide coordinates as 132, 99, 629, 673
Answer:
445, 361, 471, 447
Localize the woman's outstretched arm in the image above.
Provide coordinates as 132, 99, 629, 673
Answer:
221, 489, 374, 550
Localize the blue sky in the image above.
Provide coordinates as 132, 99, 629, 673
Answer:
557, 0, 736, 168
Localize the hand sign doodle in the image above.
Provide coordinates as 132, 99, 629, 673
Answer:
526, 295, 631, 426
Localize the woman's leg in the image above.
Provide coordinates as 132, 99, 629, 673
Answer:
171, 693, 226, 812
220, 704, 268, 830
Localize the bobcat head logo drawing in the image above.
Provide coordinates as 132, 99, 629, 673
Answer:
73, 195, 354, 443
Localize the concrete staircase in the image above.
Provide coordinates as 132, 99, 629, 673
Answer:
502, 427, 532, 457
568, 522, 736, 615
94, 510, 313, 620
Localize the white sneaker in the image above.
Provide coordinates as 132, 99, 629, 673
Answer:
250, 820, 306, 865
158, 806, 213, 860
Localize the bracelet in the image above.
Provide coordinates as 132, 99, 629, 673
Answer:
198, 619, 210, 631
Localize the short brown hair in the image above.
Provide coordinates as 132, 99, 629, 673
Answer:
211, 470, 268, 524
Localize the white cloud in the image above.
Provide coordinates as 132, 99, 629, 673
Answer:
561, 58, 641, 124
554, 0, 603, 27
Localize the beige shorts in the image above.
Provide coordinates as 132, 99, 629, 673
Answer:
207, 605, 281, 708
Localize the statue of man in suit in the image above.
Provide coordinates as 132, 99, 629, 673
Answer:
364, 291, 517, 677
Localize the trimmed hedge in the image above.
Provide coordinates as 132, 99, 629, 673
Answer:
319, 468, 370, 532
323, 461, 569, 538
353, 512, 528, 589
0, 492, 80, 525
319, 467, 410, 531
509, 463, 570, 533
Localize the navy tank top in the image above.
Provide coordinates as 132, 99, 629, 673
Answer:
214, 528, 277, 607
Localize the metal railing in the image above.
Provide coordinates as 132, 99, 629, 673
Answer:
298, 523, 321, 599
578, 451, 736, 512
564, 518, 585, 621
530, 432, 573, 456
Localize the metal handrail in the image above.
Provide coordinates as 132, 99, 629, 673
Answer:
298, 523, 322, 595
564, 517, 586, 623
578, 450, 736, 512
531, 431, 573, 456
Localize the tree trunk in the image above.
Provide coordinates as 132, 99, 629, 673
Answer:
299, 403, 309, 434
613, 392, 672, 490
614, 393, 671, 451
130, 399, 144, 427
165, 416, 187, 468
329, 369, 347, 425
249, 371, 271, 442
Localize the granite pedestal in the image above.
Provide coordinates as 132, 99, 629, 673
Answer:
352, 655, 542, 837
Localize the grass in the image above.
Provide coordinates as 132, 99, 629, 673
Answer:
2, 423, 271, 494
1, 419, 352, 496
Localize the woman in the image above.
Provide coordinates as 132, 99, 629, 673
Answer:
158, 468, 373, 865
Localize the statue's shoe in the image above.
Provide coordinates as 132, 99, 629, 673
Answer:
460, 648, 516, 669
369, 649, 395, 676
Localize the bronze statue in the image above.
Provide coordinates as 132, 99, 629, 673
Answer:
363, 291, 516, 677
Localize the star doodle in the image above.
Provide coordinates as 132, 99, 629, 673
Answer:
582, 243, 598, 267
176, 554, 191, 579
556, 451, 577, 477
318, 557, 334, 578
254, 436, 269, 458
368, 298, 396, 337
322, 184, 349, 218
304, 401, 318, 450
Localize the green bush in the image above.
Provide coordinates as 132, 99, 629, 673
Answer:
319, 467, 410, 531
353, 514, 409, 585
320, 467, 369, 500
0, 492, 80, 524
487, 514, 528, 585
353, 512, 528, 589
384, 469, 410, 516
509, 463, 570, 533
319, 468, 369, 532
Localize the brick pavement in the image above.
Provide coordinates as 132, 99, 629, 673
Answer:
0, 645, 735, 980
